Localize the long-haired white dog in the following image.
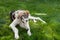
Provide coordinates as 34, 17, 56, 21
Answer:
9, 10, 46, 39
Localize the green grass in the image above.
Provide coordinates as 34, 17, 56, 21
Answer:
0, 0, 60, 40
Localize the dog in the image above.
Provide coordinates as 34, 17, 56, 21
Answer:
9, 10, 46, 39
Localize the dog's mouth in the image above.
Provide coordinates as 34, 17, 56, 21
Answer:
20, 16, 29, 23
22, 18, 29, 22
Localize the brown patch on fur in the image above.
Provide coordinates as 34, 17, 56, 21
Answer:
17, 13, 22, 19
17, 10, 30, 19
25, 10, 29, 17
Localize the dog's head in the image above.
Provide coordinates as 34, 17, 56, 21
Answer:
18, 10, 30, 22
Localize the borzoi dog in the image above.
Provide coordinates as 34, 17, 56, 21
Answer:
9, 10, 46, 39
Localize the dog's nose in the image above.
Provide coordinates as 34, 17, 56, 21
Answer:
26, 20, 28, 22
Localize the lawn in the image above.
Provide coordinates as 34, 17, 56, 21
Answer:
0, 0, 60, 40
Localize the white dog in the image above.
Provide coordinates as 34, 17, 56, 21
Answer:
9, 10, 46, 39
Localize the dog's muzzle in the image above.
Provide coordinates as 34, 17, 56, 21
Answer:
22, 18, 29, 23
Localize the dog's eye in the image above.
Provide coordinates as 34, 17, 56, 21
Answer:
22, 15, 28, 18
26, 20, 28, 22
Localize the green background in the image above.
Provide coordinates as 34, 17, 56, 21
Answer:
0, 0, 60, 40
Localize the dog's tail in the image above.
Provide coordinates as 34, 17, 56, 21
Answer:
10, 10, 15, 21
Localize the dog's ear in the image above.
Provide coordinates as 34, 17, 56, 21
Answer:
16, 11, 22, 19
25, 10, 30, 16
17, 13, 22, 19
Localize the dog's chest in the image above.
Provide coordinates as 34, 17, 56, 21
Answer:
18, 20, 26, 27
17, 19, 25, 24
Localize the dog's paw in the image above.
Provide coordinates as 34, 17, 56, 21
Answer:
43, 21, 47, 24
27, 31, 32, 36
15, 35, 19, 39
33, 19, 37, 23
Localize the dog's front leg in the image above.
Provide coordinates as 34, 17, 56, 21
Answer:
9, 19, 19, 39
25, 22, 32, 36
35, 17, 47, 23
29, 15, 46, 23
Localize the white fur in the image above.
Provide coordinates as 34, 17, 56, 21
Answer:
9, 10, 46, 39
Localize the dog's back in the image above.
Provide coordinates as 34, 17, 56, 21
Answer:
10, 10, 15, 21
